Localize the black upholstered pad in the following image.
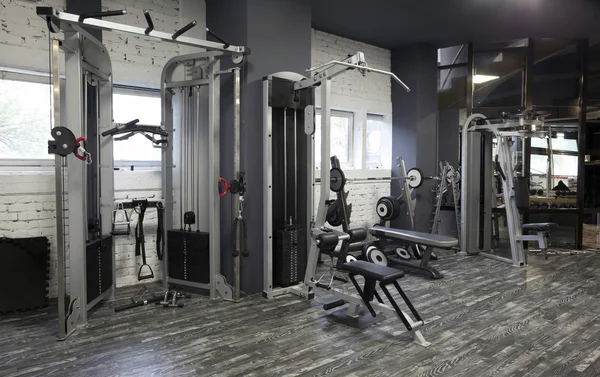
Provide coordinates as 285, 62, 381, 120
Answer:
347, 228, 367, 243
523, 223, 559, 231
341, 260, 404, 283
369, 225, 458, 249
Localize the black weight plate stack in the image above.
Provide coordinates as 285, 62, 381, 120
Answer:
275, 225, 306, 287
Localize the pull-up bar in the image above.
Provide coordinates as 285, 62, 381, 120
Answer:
36, 7, 248, 55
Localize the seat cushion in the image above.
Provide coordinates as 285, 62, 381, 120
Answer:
341, 260, 404, 283
523, 222, 559, 231
369, 225, 458, 249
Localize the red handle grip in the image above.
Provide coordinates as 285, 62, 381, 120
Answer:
219, 177, 230, 198
73, 136, 87, 161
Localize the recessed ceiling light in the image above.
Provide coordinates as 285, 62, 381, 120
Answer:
473, 74, 500, 84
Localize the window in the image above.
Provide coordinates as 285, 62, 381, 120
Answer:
112, 89, 162, 162
0, 78, 52, 159
314, 110, 353, 168
366, 114, 384, 169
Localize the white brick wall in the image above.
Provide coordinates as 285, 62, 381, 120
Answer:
312, 29, 392, 114
0, 172, 62, 297
0, 0, 205, 88
311, 30, 393, 226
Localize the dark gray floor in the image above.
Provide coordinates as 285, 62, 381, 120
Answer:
3, 253, 600, 377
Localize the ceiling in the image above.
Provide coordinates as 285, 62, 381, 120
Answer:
308, 0, 600, 49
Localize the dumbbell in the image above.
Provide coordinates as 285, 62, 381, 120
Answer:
541, 203, 550, 209
537, 189, 544, 196
530, 189, 537, 196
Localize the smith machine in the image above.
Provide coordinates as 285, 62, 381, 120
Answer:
461, 111, 558, 265
263, 53, 436, 345
40, 6, 248, 340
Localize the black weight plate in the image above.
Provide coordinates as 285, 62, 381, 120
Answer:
330, 167, 346, 192
394, 247, 411, 261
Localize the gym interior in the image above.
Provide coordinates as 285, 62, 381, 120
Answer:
1, 1, 600, 376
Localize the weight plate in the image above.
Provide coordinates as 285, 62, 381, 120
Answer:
407, 168, 423, 189
376, 196, 401, 221
411, 244, 424, 259
346, 255, 357, 263
330, 167, 346, 192
366, 247, 388, 266
394, 248, 411, 261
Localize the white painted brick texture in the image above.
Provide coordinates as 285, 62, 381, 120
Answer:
311, 30, 393, 224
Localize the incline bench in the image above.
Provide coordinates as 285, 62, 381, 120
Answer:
314, 227, 431, 346
369, 225, 459, 279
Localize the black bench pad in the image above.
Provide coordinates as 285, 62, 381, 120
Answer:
341, 260, 404, 283
369, 225, 458, 249
523, 223, 559, 231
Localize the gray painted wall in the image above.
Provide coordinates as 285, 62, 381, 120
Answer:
391, 44, 438, 233
207, 0, 312, 295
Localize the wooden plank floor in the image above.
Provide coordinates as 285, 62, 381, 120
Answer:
3, 253, 600, 377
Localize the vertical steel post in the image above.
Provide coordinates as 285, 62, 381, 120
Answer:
51, 38, 68, 340
208, 56, 221, 298
576, 39, 589, 249
303, 78, 331, 295
232, 68, 241, 301
64, 32, 87, 323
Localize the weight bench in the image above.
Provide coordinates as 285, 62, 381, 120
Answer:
324, 260, 429, 346
522, 222, 559, 260
369, 225, 458, 279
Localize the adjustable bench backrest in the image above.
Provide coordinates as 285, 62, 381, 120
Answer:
369, 225, 458, 249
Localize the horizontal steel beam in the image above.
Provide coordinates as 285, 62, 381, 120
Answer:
37, 7, 248, 55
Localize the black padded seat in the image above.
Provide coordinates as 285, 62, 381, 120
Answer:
341, 260, 405, 283
369, 226, 458, 249
523, 223, 559, 231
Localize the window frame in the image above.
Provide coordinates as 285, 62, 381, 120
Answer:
111, 86, 163, 168
365, 113, 386, 170
314, 109, 355, 169
0, 69, 61, 169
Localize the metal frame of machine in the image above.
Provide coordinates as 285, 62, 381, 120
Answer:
161, 53, 243, 300
262, 53, 431, 346
460, 113, 552, 266
39, 6, 248, 339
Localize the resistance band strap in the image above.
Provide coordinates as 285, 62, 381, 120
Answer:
156, 203, 165, 261
135, 205, 146, 259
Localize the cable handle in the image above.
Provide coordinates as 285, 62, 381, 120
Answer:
219, 177, 230, 197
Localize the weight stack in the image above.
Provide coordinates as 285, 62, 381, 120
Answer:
274, 225, 306, 287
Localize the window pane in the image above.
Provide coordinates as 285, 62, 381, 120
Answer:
551, 138, 577, 152
438, 45, 468, 66
112, 92, 162, 161
553, 154, 578, 176
531, 154, 548, 175
0, 79, 52, 159
314, 112, 351, 167
366, 115, 383, 167
531, 137, 547, 149
473, 48, 526, 108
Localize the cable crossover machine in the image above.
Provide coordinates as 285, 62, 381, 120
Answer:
39, 5, 248, 340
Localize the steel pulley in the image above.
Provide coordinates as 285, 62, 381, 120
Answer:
330, 167, 346, 192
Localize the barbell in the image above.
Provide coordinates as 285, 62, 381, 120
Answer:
391, 167, 440, 189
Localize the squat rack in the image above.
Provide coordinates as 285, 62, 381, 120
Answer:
38, 6, 248, 340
